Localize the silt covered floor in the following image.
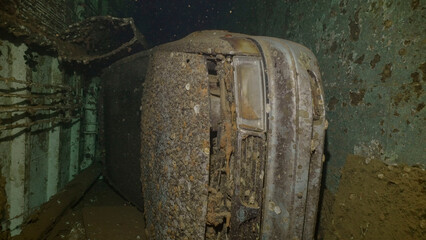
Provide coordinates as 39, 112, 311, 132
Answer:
45, 179, 147, 240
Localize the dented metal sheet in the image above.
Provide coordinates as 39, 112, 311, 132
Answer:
140, 51, 210, 239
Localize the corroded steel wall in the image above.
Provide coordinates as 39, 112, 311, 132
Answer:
222, 0, 426, 193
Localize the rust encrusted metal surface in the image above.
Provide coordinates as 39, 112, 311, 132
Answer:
252, 37, 326, 240
0, 0, 72, 50
140, 51, 210, 239
58, 16, 147, 66
104, 30, 325, 239
0, 2, 147, 67
156, 30, 260, 56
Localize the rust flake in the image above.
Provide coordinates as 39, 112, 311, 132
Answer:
416, 103, 425, 112
411, 0, 420, 10
370, 54, 381, 69
383, 19, 393, 29
354, 54, 365, 64
328, 96, 340, 111
380, 63, 392, 82
398, 48, 407, 56
419, 62, 426, 82
349, 89, 366, 106
349, 9, 361, 41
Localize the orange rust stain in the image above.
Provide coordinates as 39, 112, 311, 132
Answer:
240, 102, 259, 120
220, 121, 234, 176
231, 103, 237, 131
203, 140, 209, 147
201, 87, 208, 97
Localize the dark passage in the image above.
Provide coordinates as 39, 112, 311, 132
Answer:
47, 179, 147, 240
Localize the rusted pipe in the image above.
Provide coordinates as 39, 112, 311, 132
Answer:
0, 104, 81, 113
0, 76, 72, 91
0, 92, 79, 101
0, 116, 80, 131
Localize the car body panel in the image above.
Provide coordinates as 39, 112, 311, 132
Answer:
140, 51, 211, 239
251, 37, 326, 240
102, 30, 326, 240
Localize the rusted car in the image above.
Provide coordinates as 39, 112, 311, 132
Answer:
102, 31, 326, 240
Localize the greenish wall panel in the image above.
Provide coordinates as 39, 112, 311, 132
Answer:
0, 39, 86, 235
28, 130, 49, 210
80, 77, 100, 171
58, 123, 71, 189
224, 0, 425, 191
0, 41, 29, 235
1, 0, 98, 235
28, 55, 52, 210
